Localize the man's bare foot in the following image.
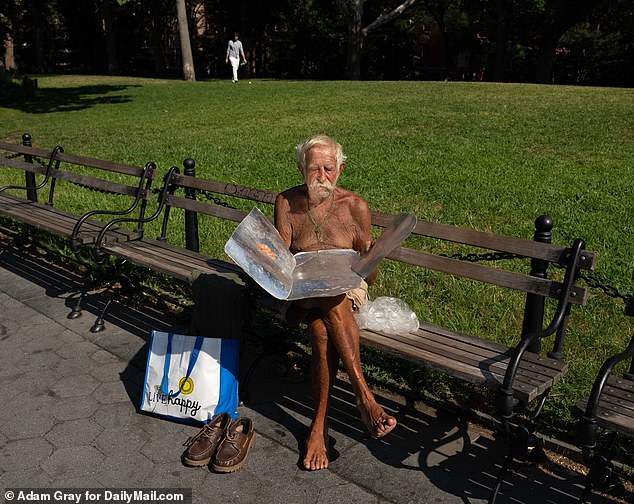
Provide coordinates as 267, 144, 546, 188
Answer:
303, 424, 329, 471
358, 400, 397, 438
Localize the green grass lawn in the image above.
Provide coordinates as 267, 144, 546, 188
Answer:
1, 75, 633, 449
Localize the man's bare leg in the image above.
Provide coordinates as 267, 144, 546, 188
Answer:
321, 296, 397, 438
304, 316, 339, 470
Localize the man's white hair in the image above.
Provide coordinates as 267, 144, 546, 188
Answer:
296, 135, 347, 172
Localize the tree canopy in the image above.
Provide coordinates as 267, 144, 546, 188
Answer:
1, 0, 632, 86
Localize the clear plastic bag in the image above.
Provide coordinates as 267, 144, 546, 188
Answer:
355, 296, 419, 334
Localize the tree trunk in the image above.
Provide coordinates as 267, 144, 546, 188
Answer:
175, 0, 196, 82
426, 4, 450, 79
3, 32, 16, 72
102, 0, 118, 74
152, 18, 164, 77
339, 0, 418, 80
346, 0, 364, 79
31, 2, 47, 73
535, 34, 559, 84
534, 0, 598, 84
493, 0, 509, 81
339, 0, 364, 80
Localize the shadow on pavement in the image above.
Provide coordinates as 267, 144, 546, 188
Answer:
0, 247, 176, 338
239, 338, 627, 504
1, 249, 630, 503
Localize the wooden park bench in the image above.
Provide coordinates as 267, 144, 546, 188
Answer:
0, 135, 158, 320
86, 157, 597, 502
0, 138, 599, 500
574, 284, 634, 503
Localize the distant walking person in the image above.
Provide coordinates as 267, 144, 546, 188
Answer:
225, 32, 247, 83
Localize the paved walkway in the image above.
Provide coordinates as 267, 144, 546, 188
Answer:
0, 250, 626, 504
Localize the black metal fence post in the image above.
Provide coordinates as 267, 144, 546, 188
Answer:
22, 133, 38, 202
183, 157, 199, 253
521, 215, 553, 354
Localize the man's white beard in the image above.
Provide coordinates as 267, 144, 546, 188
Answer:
309, 178, 336, 197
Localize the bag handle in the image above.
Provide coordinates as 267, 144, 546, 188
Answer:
161, 333, 204, 397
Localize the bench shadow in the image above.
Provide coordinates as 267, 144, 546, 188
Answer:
0, 248, 175, 337
2, 84, 138, 114
239, 349, 622, 504
1, 250, 628, 503
0, 248, 193, 425
478, 351, 514, 385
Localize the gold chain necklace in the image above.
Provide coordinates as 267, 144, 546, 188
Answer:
306, 191, 335, 242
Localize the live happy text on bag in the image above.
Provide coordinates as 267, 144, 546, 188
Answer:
141, 331, 239, 424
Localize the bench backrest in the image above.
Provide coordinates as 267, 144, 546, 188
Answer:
382, 214, 595, 305
0, 140, 157, 228
162, 171, 276, 222
159, 169, 598, 361
159, 168, 595, 305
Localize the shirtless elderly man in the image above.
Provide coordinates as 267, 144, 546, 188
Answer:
274, 135, 397, 471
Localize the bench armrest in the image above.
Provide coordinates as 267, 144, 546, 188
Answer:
497, 238, 586, 429
92, 166, 178, 262
0, 145, 63, 195
576, 332, 634, 455
70, 162, 156, 254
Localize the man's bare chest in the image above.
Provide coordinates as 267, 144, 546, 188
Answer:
290, 212, 356, 253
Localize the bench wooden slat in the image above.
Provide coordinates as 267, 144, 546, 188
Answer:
575, 398, 634, 437
1, 143, 155, 181
101, 238, 239, 282
165, 194, 249, 222
137, 239, 240, 273
418, 327, 567, 388
418, 320, 567, 374
0, 156, 49, 175
126, 240, 217, 275
55, 151, 152, 179
588, 390, 634, 414
396, 328, 566, 391
162, 187, 597, 272
359, 328, 517, 396
49, 170, 151, 199
575, 375, 634, 413
387, 246, 588, 304
359, 325, 565, 403
0, 196, 97, 238
0, 194, 136, 243
371, 211, 597, 270
1, 142, 154, 198
604, 375, 634, 395
0, 142, 55, 160
171, 173, 278, 205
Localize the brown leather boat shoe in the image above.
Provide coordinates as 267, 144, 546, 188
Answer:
182, 411, 231, 467
211, 416, 255, 473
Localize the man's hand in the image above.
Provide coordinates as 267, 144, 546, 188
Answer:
362, 240, 374, 255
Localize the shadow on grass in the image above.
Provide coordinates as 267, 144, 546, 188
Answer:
2, 84, 139, 113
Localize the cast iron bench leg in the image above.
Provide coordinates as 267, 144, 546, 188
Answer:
578, 431, 619, 503
489, 390, 549, 503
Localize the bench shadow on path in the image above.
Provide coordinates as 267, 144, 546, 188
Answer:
0, 248, 174, 336
1, 251, 627, 504
239, 348, 626, 504
0, 249, 171, 398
